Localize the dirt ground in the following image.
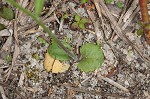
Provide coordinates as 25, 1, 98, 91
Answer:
0, 0, 150, 99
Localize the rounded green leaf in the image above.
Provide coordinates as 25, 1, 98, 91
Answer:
77, 43, 104, 72
79, 23, 85, 30
75, 15, 81, 22
80, 18, 88, 24
0, 6, 14, 20
48, 42, 72, 61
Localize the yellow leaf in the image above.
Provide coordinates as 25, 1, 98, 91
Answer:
52, 59, 63, 73
59, 64, 70, 73
44, 52, 70, 73
44, 52, 54, 72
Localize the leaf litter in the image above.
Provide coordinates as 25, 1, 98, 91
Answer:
0, 0, 150, 99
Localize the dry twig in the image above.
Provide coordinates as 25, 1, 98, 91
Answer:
61, 83, 128, 98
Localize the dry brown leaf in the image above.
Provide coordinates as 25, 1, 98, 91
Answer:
44, 52, 70, 73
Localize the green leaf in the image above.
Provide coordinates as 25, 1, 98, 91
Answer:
34, 0, 44, 17
0, 6, 14, 20
136, 28, 143, 36
79, 23, 85, 30
75, 15, 81, 22
62, 13, 69, 19
72, 22, 79, 28
37, 37, 49, 46
77, 43, 104, 72
5, 54, 12, 63
80, 18, 88, 24
0, 23, 6, 31
81, 0, 88, 4
48, 42, 72, 61
32, 53, 40, 60
104, 0, 112, 4
116, 2, 124, 9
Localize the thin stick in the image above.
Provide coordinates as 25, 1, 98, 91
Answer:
97, 75, 130, 92
61, 83, 128, 98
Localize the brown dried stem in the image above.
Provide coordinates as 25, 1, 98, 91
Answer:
139, 0, 150, 45
139, 0, 149, 23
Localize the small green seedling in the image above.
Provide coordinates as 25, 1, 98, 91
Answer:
61, 13, 69, 20
77, 43, 104, 72
72, 14, 88, 30
137, 28, 143, 36
32, 53, 40, 60
81, 0, 88, 4
37, 37, 49, 46
0, 6, 14, 20
5, 54, 12, 63
136, 21, 144, 36
26, 68, 39, 82
105, 0, 113, 4
105, 0, 124, 9
0, 5, 14, 31
116, 1, 123, 9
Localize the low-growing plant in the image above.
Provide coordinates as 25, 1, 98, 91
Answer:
0, 5, 14, 20
81, 0, 89, 4
104, 0, 123, 9
0, 5, 14, 30
6, 0, 105, 72
72, 14, 88, 30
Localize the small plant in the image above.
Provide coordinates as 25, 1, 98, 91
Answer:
5, 54, 12, 63
105, 0, 124, 9
116, 1, 123, 9
105, 0, 113, 4
0, 5, 14, 20
81, 0, 88, 4
6, 0, 105, 73
32, 53, 40, 60
0, 5, 14, 30
71, 14, 88, 30
26, 68, 39, 82
37, 36, 49, 46
77, 43, 104, 72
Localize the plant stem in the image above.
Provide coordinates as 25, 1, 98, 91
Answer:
139, 0, 150, 45
6, 0, 76, 60
139, 0, 149, 23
